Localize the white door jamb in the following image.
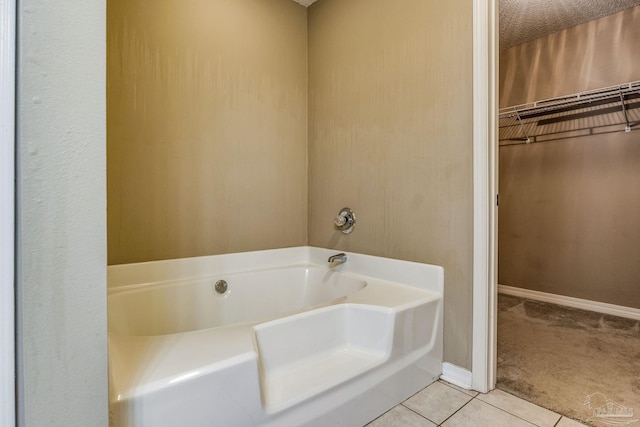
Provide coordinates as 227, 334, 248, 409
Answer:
0, 0, 16, 425
472, 0, 499, 393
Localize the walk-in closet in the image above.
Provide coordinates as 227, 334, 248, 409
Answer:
497, 2, 640, 425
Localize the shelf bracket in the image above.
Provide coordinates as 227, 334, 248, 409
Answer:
620, 89, 631, 133
514, 109, 531, 143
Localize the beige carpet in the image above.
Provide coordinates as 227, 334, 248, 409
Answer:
497, 294, 640, 426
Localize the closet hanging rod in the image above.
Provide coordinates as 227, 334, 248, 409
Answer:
500, 80, 640, 119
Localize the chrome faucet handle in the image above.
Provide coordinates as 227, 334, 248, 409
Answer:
334, 207, 355, 234
334, 212, 348, 227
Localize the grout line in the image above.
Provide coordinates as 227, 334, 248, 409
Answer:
438, 379, 479, 397
404, 382, 436, 401
399, 403, 440, 425
477, 397, 550, 427
435, 395, 478, 426
398, 381, 566, 427
400, 380, 477, 425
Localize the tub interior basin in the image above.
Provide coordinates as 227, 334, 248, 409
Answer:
108, 266, 367, 336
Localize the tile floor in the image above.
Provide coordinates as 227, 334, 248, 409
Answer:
366, 380, 590, 427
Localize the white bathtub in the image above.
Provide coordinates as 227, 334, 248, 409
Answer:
108, 246, 443, 427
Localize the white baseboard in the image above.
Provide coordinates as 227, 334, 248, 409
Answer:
440, 363, 473, 390
499, 285, 640, 321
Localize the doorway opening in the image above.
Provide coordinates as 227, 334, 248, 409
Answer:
496, 2, 640, 424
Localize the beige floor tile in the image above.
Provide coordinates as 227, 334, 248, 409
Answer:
441, 399, 537, 427
438, 380, 479, 397
366, 405, 436, 427
402, 380, 473, 424
476, 389, 561, 427
556, 417, 591, 427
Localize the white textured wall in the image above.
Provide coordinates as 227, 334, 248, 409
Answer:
16, 0, 108, 426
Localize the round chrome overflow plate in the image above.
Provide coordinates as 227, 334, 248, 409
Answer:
214, 279, 228, 294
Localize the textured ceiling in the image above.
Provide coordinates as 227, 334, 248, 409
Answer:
291, 0, 318, 6
290, 0, 640, 52
500, 0, 640, 50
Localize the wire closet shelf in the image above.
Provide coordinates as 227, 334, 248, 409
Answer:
499, 80, 640, 146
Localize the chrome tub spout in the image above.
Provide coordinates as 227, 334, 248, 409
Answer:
328, 253, 347, 264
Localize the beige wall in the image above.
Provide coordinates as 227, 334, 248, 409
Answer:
500, 6, 640, 108
499, 6, 640, 308
109, 0, 476, 369
499, 133, 640, 308
107, 0, 308, 264
308, 0, 474, 369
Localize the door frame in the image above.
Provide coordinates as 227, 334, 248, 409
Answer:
0, 0, 16, 424
472, 0, 499, 393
